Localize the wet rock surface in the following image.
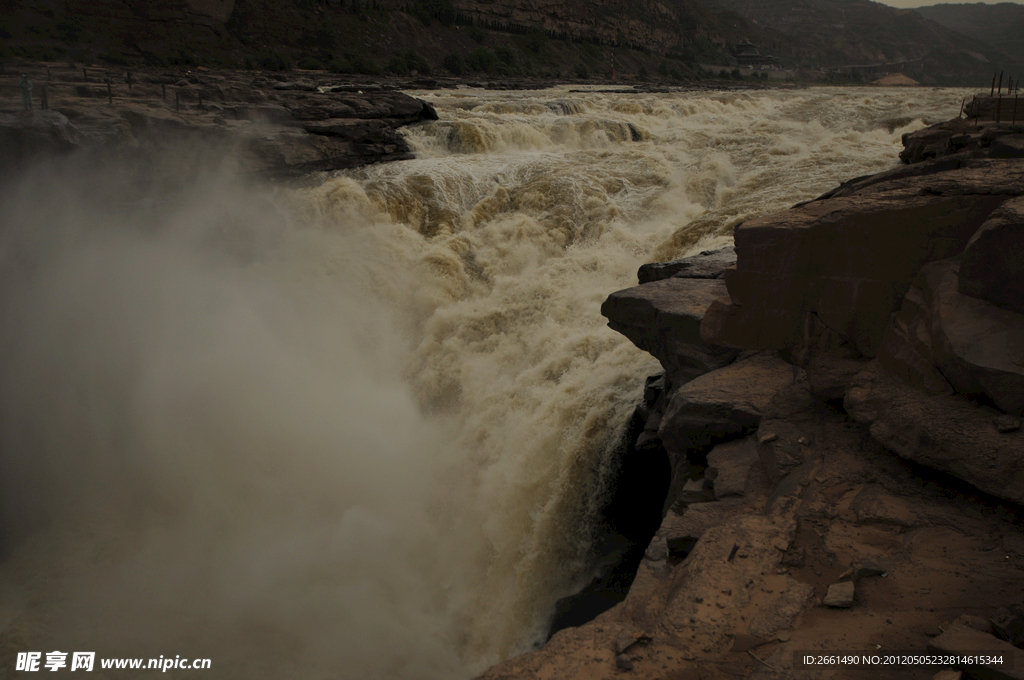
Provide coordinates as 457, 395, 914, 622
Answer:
477, 117, 1024, 679
0, 66, 438, 178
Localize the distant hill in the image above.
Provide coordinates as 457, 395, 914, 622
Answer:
698, 0, 1022, 85
0, 0, 783, 80
913, 2, 1024, 63
0, 0, 1019, 85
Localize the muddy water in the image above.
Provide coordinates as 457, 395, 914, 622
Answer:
0, 86, 966, 679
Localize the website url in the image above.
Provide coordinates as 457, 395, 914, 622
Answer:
17, 652, 211, 672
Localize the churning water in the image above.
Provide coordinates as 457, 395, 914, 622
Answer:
0, 86, 966, 679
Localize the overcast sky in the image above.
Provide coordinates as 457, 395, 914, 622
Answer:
876, 0, 1021, 6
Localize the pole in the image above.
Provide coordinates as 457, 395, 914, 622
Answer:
127, 69, 132, 89
997, 90, 1002, 123
998, 70, 1004, 95
992, 73, 997, 96
959, 97, 965, 118
83, 67, 87, 82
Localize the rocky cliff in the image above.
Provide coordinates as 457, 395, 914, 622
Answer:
0, 65, 438, 179
477, 120, 1024, 679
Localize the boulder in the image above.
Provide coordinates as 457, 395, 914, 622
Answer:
845, 362, 1024, 505
657, 352, 797, 496
989, 135, 1024, 158
706, 436, 759, 499
878, 274, 957, 396
927, 624, 1024, 680
601, 277, 737, 385
991, 606, 1024, 648
923, 260, 1024, 415
702, 188, 1010, 356
0, 110, 83, 163
636, 246, 736, 284
880, 259, 1024, 414
960, 197, 1024, 314
823, 581, 855, 608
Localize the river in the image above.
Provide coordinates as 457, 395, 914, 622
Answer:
0, 85, 966, 679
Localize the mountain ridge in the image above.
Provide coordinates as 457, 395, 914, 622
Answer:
1, 0, 1022, 84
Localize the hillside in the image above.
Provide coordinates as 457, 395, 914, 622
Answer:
914, 2, 1024, 62
698, 0, 1023, 85
0, 0, 772, 83
1, 0, 1021, 85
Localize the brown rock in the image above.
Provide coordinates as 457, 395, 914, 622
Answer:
659, 352, 796, 455
995, 415, 1023, 433
879, 258, 1024, 414
706, 436, 759, 499
960, 196, 1024, 314
701, 162, 1024, 356
845, 362, 1024, 504
601, 277, 738, 385
878, 272, 957, 396
952, 614, 995, 634
657, 353, 796, 506
636, 246, 736, 284
927, 624, 1024, 680
922, 260, 1024, 415
823, 581, 855, 607
991, 605, 1024, 648
933, 671, 962, 680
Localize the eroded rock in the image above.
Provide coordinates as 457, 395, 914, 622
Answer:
706, 436, 759, 499
636, 246, 736, 284
823, 581, 855, 608
702, 186, 1010, 355
928, 624, 1024, 680
960, 196, 1024, 315
602, 277, 738, 385
845, 362, 1024, 504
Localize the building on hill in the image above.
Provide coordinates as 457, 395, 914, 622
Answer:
734, 40, 775, 68
873, 73, 921, 86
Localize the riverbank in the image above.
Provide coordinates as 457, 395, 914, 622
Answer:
0, 61, 805, 181
477, 121, 1024, 679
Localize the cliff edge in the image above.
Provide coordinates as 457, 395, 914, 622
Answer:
478, 120, 1024, 680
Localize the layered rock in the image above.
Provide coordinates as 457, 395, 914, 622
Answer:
478, 121, 1024, 679
701, 179, 1014, 356
845, 361, 1024, 504
601, 247, 738, 387
960, 196, 1024, 314
0, 68, 438, 178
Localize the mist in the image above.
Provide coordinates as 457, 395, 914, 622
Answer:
0, 150, 479, 679
0, 86, 967, 679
